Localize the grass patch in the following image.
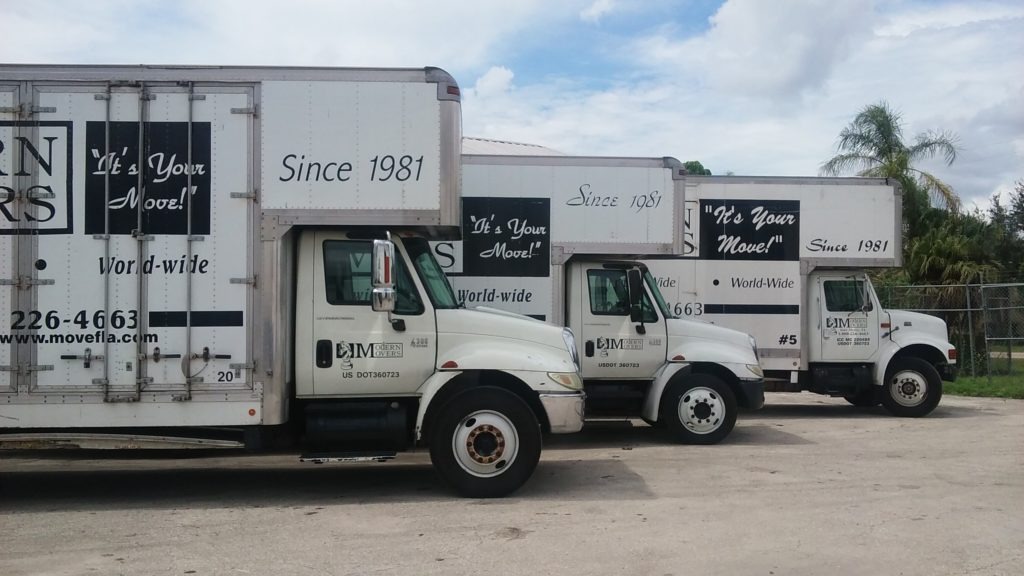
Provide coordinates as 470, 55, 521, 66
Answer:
945, 374, 1024, 399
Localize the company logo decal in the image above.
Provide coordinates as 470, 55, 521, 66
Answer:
0, 121, 73, 235
85, 121, 211, 235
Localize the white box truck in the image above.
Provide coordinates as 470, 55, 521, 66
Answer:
0, 65, 585, 497
436, 155, 764, 444
644, 176, 957, 416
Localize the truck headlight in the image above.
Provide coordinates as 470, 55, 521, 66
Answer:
562, 328, 580, 371
547, 371, 584, 391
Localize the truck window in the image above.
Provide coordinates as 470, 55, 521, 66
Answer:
404, 238, 459, 309
823, 280, 872, 312
323, 240, 423, 314
587, 269, 657, 321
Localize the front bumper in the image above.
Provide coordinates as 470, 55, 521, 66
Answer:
538, 391, 586, 434
737, 378, 766, 410
939, 363, 958, 382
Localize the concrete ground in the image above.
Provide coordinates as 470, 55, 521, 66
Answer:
1, 393, 1022, 576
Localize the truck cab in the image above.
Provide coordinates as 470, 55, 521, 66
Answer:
567, 259, 763, 443
804, 270, 956, 416
294, 230, 584, 496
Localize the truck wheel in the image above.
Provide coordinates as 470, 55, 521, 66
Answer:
429, 387, 541, 498
844, 388, 878, 407
881, 357, 943, 417
660, 374, 737, 445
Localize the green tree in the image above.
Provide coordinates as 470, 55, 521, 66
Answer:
820, 101, 960, 213
683, 160, 711, 175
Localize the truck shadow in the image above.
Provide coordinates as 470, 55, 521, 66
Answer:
546, 419, 812, 448
743, 401, 981, 420
0, 456, 651, 511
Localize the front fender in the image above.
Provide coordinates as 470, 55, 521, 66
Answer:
437, 337, 576, 373
413, 370, 462, 442
641, 362, 690, 423
873, 336, 955, 385
668, 340, 758, 367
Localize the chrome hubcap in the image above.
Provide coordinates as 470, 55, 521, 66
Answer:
452, 410, 519, 477
678, 386, 725, 434
890, 370, 927, 407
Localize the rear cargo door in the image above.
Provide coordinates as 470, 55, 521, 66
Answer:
27, 83, 254, 399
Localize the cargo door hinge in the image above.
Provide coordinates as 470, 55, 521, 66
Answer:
230, 189, 257, 200
1, 276, 55, 289
0, 104, 56, 117
230, 276, 256, 286
228, 362, 254, 379
231, 105, 257, 116
0, 364, 54, 375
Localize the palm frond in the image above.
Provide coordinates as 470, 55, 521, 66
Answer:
908, 130, 959, 165
819, 153, 879, 176
911, 169, 961, 213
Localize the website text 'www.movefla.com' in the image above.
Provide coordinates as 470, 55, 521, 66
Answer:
0, 332, 159, 345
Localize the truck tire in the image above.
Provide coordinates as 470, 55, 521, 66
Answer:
429, 387, 541, 498
881, 357, 943, 417
660, 374, 737, 445
844, 388, 879, 407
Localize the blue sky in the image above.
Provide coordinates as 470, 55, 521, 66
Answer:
2, 0, 1021, 211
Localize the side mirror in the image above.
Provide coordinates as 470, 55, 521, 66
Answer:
371, 239, 396, 313
627, 268, 644, 323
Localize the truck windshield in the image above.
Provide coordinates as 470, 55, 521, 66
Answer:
644, 270, 676, 319
403, 238, 460, 309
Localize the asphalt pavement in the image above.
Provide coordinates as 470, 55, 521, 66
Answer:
1, 393, 1022, 576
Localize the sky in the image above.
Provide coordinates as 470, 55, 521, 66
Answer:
2, 0, 1021, 212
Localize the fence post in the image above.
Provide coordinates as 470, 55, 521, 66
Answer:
966, 284, 975, 378
982, 285, 992, 384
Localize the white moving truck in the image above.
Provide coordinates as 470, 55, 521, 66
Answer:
645, 176, 957, 416
436, 155, 764, 444
0, 65, 585, 498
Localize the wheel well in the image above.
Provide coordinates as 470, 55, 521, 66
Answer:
420, 370, 550, 442
891, 345, 947, 371
687, 362, 746, 404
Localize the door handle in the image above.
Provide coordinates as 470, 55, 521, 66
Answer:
315, 339, 333, 368
585, 340, 594, 357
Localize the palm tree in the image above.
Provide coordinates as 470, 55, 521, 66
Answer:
820, 101, 960, 212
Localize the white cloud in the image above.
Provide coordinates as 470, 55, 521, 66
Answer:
633, 0, 875, 98
580, 0, 616, 24
463, 0, 1023, 207
877, 0, 1024, 36
0, 0, 565, 70
2, 0, 1020, 211
471, 66, 515, 98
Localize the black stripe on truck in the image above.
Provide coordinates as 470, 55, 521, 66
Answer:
149, 311, 244, 327
703, 304, 799, 315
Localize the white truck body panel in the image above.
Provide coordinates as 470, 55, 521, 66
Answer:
643, 176, 902, 372
440, 154, 683, 323
0, 65, 461, 428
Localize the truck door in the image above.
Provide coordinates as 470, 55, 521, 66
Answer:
814, 274, 880, 362
307, 233, 436, 396
576, 263, 666, 379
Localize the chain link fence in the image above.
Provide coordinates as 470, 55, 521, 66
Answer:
877, 283, 1024, 378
